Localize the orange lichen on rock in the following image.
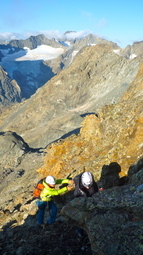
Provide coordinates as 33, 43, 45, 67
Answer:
37, 63, 143, 180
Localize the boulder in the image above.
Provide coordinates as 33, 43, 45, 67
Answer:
62, 183, 143, 255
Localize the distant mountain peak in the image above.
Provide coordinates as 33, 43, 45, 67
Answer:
64, 31, 76, 35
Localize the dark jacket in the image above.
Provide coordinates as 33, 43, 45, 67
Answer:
73, 172, 99, 197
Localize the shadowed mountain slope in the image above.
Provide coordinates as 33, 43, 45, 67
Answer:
0, 66, 21, 109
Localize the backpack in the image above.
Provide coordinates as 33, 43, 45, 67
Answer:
33, 178, 45, 198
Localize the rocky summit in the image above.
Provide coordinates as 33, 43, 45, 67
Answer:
0, 34, 143, 255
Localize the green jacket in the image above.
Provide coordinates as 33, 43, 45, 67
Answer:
40, 179, 70, 202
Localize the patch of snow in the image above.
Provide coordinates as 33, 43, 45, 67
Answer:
130, 54, 137, 60
113, 49, 121, 55
88, 43, 96, 46
23, 47, 30, 51
72, 50, 78, 59
69, 50, 79, 65
65, 41, 71, 46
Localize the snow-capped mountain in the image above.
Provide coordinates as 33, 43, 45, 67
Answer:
0, 33, 121, 101
0, 34, 67, 100
0, 32, 143, 107
0, 44, 65, 99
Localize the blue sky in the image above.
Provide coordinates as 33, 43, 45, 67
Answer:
0, 0, 143, 48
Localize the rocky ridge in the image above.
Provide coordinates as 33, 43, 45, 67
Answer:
62, 166, 143, 255
0, 66, 21, 109
8, 34, 64, 50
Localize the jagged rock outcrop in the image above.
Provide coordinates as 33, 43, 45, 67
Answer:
56, 33, 120, 69
8, 34, 65, 50
73, 33, 119, 50
62, 189, 143, 255
121, 41, 143, 59
0, 66, 21, 109
62, 165, 143, 255
0, 130, 45, 201
0, 131, 30, 168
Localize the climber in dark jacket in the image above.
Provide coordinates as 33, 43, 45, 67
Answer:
73, 171, 99, 198
73, 171, 99, 238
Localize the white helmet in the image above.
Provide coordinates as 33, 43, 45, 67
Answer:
81, 172, 93, 187
46, 175, 56, 185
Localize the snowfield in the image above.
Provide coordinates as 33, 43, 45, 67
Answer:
0, 45, 65, 78
16, 45, 64, 61
0, 45, 64, 63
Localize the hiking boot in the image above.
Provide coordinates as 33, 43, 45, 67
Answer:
45, 223, 49, 228
37, 223, 45, 229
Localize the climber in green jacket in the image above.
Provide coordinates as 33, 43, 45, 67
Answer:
36, 175, 74, 227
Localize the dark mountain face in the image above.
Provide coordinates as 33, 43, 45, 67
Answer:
0, 66, 21, 109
